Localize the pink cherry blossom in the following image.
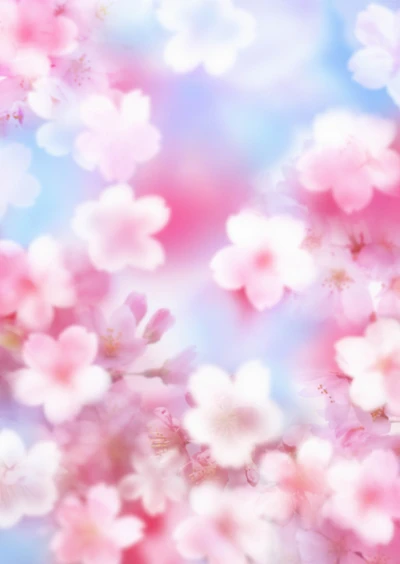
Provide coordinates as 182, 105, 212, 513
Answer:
74, 90, 160, 182
259, 437, 332, 524
303, 249, 374, 324
349, 4, 400, 106
184, 360, 283, 468
296, 523, 364, 564
174, 484, 273, 563
79, 302, 146, 372
0, 143, 40, 218
0, 236, 76, 330
120, 450, 186, 515
211, 211, 315, 310
335, 318, 400, 414
297, 109, 400, 213
183, 448, 228, 487
325, 449, 400, 545
52, 483, 144, 564
12, 325, 110, 424
0, 429, 60, 527
72, 183, 170, 272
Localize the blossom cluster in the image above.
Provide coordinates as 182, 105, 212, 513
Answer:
1, 1, 400, 563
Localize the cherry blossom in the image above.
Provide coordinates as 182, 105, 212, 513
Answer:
304, 249, 374, 324
0, 0, 77, 75
259, 437, 332, 524
349, 4, 400, 106
157, 0, 256, 75
12, 325, 110, 423
0, 143, 40, 218
0, 236, 76, 330
72, 183, 170, 272
74, 91, 161, 182
296, 109, 400, 213
79, 302, 146, 372
211, 211, 315, 310
119, 450, 186, 515
325, 449, 400, 544
296, 523, 364, 564
174, 484, 273, 563
0, 429, 60, 527
335, 318, 400, 414
51, 483, 144, 564
184, 360, 283, 468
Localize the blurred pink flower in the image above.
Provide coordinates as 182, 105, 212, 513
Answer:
74, 90, 160, 182
79, 303, 146, 372
52, 483, 143, 564
120, 450, 186, 515
259, 437, 332, 524
72, 183, 170, 272
184, 360, 282, 468
0, 236, 76, 330
296, 523, 364, 564
28, 77, 81, 157
0, 429, 60, 527
211, 211, 315, 310
157, 0, 256, 75
13, 325, 110, 423
297, 109, 400, 213
349, 4, 400, 106
303, 249, 373, 324
174, 484, 272, 563
325, 450, 400, 544
335, 318, 400, 414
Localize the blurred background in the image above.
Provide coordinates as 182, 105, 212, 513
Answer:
0, 0, 398, 561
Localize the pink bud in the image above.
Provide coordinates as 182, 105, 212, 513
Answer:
125, 292, 147, 324
245, 465, 259, 487
185, 391, 196, 408
143, 309, 174, 343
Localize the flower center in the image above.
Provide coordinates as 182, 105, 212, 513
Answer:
100, 328, 122, 357
324, 269, 353, 292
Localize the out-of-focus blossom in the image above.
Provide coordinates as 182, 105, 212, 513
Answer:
28, 77, 81, 157
174, 484, 272, 563
79, 302, 146, 372
157, 0, 256, 75
12, 326, 110, 423
325, 450, 400, 544
184, 360, 282, 468
0, 429, 60, 527
0, 0, 77, 79
0, 143, 40, 218
120, 450, 186, 515
335, 318, 400, 414
259, 437, 332, 524
297, 109, 400, 213
211, 211, 315, 310
303, 249, 374, 324
296, 522, 364, 564
72, 183, 170, 272
349, 4, 400, 106
74, 90, 160, 182
0, 236, 75, 330
51, 483, 143, 564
